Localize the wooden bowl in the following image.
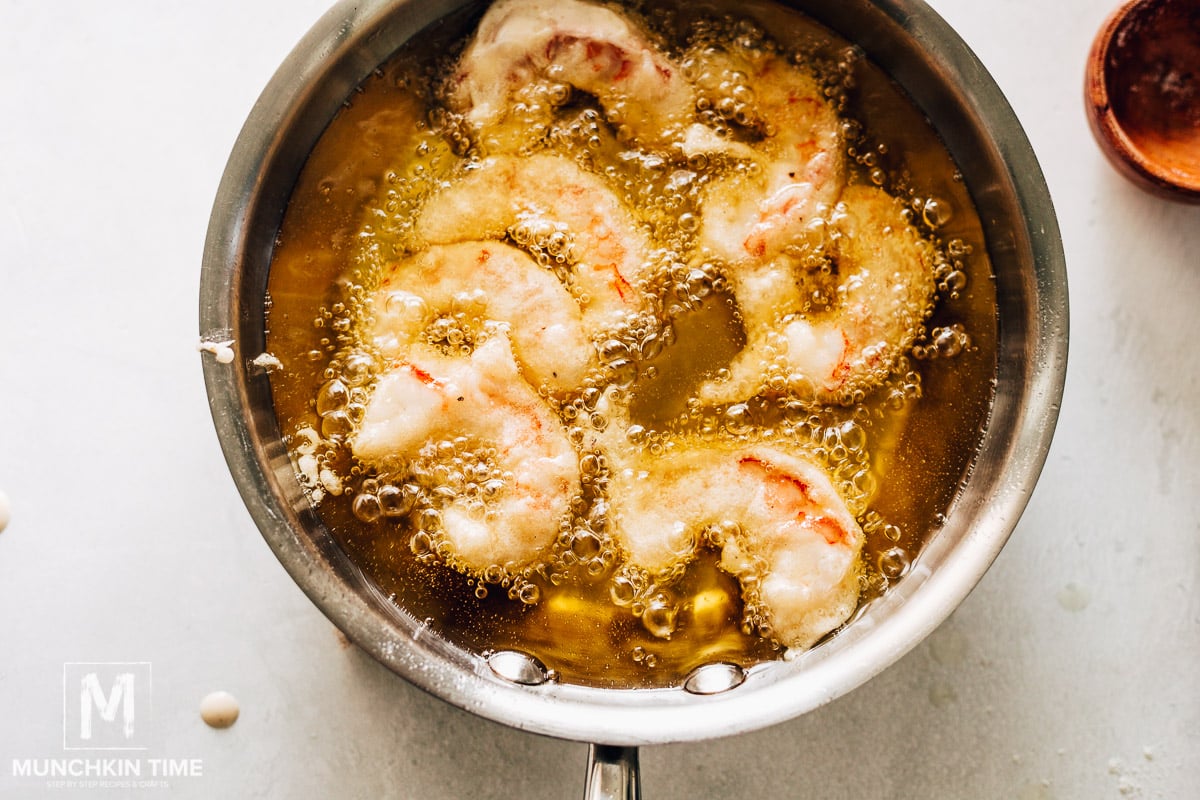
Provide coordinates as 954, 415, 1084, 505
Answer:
1086, 0, 1200, 202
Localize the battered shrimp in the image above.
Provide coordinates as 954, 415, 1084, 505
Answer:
415, 154, 653, 335
604, 439, 864, 650
717, 449, 865, 650
446, 0, 706, 150
368, 241, 593, 392
352, 336, 580, 570
694, 48, 846, 265
699, 184, 936, 405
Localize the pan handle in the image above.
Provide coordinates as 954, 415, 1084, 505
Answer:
584, 744, 641, 800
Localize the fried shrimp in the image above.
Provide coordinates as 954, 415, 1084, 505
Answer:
700, 184, 936, 405
352, 336, 580, 571
716, 448, 865, 649
693, 48, 846, 266
603, 437, 864, 650
415, 153, 653, 335
446, 0, 706, 150
367, 241, 593, 392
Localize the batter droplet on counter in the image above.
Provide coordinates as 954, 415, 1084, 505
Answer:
199, 691, 240, 729
1056, 582, 1090, 612
0, 490, 11, 533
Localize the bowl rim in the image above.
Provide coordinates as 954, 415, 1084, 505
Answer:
199, 0, 1068, 745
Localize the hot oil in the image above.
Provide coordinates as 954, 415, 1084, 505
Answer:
265, 0, 997, 689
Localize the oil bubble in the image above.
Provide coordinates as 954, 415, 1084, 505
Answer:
316, 380, 349, 415
517, 582, 541, 605
571, 531, 603, 561
941, 269, 968, 294
352, 493, 382, 523
879, 547, 910, 579
637, 333, 664, 361
642, 595, 678, 639
600, 339, 630, 362
851, 469, 877, 499
922, 197, 952, 229
320, 410, 354, 439
685, 268, 714, 300
378, 484, 415, 517
839, 421, 867, 453
724, 403, 753, 436
417, 507, 442, 533
932, 325, 968, 358
611, 575, 637, 606
608, 359, 638, 387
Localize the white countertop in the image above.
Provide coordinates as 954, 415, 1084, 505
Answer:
2, 0, 1198, 797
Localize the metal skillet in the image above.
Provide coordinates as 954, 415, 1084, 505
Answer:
199, 0, 1068, 796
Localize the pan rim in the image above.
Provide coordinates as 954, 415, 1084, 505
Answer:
199, 0, 1067, 746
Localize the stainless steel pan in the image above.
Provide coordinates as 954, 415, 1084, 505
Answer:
199, 1, 1067, 795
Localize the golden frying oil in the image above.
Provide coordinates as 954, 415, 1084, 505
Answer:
265, 0, 996, 689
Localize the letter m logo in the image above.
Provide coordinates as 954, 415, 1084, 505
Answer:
63, 662, 152, 750
80, 672, 135, 740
